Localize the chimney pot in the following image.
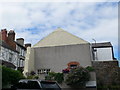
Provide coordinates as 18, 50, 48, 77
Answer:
8, 30, 15, 41
25, 43, 31, 48
1, 29, 7, 42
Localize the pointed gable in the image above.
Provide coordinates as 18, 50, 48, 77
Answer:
33, 28, 89, 47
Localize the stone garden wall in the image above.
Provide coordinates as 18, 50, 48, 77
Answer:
92, 60, 120, 88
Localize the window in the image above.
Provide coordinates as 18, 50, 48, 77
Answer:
70, 64, 77, 68
20, 60, 23, 67
20, 48, 22, 55
2, 52, 4, 57
67, 61, 80, 69
38, 69, 50, 74
19, 48, 24, 56
22, 49, 25, 56
9, 53, 13, 62
19, 49, 25, 56
18, 59, 24, 67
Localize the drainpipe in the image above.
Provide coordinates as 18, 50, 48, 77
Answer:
92, 39, 98, 60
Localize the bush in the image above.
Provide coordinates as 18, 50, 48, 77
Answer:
54, 73, 64, 83
65, 66, 90, 88
27, 75, 34, 79
86, 66, 95, 72
34, 75, 39, 79
1, 65, 25, 87
27, 75, 39, 79
45, 72, 64, 83
45, 72, 56, 81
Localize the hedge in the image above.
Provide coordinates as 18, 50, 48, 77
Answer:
1, 65, 25, 87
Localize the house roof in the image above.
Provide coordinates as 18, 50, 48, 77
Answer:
92, 42, 112, 48
0, 40, 19, 53
14, 41, 26, 50
33, 28, 89, 47
1, 60, 16, 69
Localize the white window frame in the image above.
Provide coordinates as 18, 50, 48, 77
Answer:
37, 69, 51, 74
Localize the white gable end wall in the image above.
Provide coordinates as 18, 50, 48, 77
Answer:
33, 28, 89, 47
94, 47, 113, 61
24, 28, 91, 77
34, 44, 92, 74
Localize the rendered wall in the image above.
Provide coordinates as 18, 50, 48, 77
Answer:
0, 46, 18, 67
93, 47, 113, 61
34, 44, 92, 73
23, 47, 35, 76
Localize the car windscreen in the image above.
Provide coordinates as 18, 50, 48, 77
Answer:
41, 81, 60, 89
27, 81, 41, 89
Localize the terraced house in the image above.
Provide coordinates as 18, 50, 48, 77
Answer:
0, 29, 31, 71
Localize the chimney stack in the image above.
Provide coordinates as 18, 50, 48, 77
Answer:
25, 43, 31, 48
1, 29, 7, 42
16, 38, 24, 46
8, 30, 15, 41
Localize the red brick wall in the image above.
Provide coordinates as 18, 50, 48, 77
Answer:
1, 29, 7, 42
6, 39, 16, 50
1, 29, 16, 50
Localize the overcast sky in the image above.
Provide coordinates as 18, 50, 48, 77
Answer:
0, 1, 119, 59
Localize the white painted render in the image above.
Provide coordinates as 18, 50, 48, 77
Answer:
23, 47, 35, 75
94, 47, 113, 61
24, 43, 92, 78
24, 28, 92, 76
0, 46, 18, 67
34, 44, 92, 73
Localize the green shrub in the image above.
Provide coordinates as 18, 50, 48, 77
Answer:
27, 75, 34, 79
1, 65, 25, 87
86, 66, 95, 72
65, 66, 90, 88
27, 75, 39, 79
45, 72, 56, 80
34, 75, 39, 79
45, 72, 64, 83
54, 73, 64, 83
